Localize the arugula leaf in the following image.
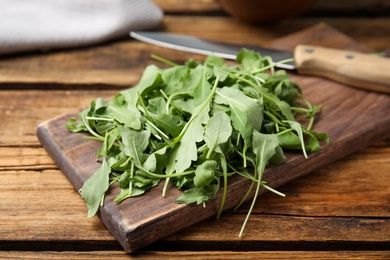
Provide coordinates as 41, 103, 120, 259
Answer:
193, 160, 218, 187
97, 128, 119, 158
136, 64, 163, 96
193, 65, 213, 106
80, 159, 111, 218
239, 131, 280, 237
172, 114, 205, 173
143, 147, 166, 173
148, 112, 184, 138
215, 87, 260, 143
66, 117, 86, 132
108, 99, 142, 130
236, 48, 267, 72
162, 65, 190, 95
169, 77, 217, 173
252, 131, 280, 174
119, 126, 150, 167
176, 184, 219, 205
204, 111, 232, 159
283, 120, 308, 158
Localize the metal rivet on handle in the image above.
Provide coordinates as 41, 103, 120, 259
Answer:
305, 48, 314, 53
346, 54, 354, 59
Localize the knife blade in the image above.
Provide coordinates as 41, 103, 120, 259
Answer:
130, 31, 390, 94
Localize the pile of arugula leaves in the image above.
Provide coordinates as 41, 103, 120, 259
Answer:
67, 49, 328, 236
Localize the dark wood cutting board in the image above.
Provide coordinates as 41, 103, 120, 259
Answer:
36, 24, 390, 253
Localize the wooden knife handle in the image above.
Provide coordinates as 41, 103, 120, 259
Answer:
294, 44, 390, 93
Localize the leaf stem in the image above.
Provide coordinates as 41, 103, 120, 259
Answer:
137, 91, 154, 123
129, 162, 134, 196
82, 114, 103, 138
145, 119, 170, 140
216, 154, 228, 219
251, 58, 294, 74
151, 54, 178, 67
262, 184, 285, 197
239, 170, 262, 237
85, 116, 114, 122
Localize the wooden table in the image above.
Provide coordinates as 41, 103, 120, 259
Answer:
1, 1, 389, 259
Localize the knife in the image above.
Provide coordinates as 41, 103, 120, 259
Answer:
130, 31, 390, 94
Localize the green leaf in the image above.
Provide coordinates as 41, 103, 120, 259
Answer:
238, 131, 280, 237
97, 128, 119, 158
204, 111, 232, 158
162, 65, 190, 95
171, 115, 204, 173
283, 120, 308, 158
135, 64, 163, 96
193, 160, 218, 187
66, 117, 86, 132
80, 159, 111, 218
148, 112, 184, 138
119, 126, 150, 166
305, 129, 330, 152
252, 131, 280, 173
114, 186, 147, 203
120, 87, 139, 107
132, 174, 160, 189
168, 79, 217, 173
269, 145, 287, 164
147, 97, 167, 114
143, 147, 166, 173
108, 100, 142, 130
107, 148, 129, 172
215, 87, 261, 142
205, 55, 226, 67
276, 100, 295, 121
173, 97, 195, 114
236, 48, 263, 72
94, 98, 108, 113
277, 130, 301, 150
176, 184, 219, 205
193, 65, 212, 106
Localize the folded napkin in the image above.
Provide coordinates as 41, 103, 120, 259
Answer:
0, 0, 163, 55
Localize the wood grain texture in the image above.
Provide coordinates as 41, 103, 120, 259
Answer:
0, 169, 114, 242
153, 0, 221, 13
0, 17, 389, 88
0, 90, 117, 146
0, 145, 389, 245
294, 44, 390, 93
153, 0, 390, 15
0, 1, 389, 258
1, 250, 390, 260
36, 24, 390, 252
309, 0, 390, 14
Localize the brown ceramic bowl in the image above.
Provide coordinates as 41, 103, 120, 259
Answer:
217, 0, 316, 24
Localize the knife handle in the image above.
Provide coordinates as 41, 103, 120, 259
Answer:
294, 44, 390, 93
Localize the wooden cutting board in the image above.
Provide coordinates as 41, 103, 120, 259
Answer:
36, 24, 390, 253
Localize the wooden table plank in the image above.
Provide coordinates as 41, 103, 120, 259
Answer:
153, 0, 221, 13
153, 0, 390, 16
0, 17, 389, 88
0, 169, 114, 242
1, 144, 389, 218
1, 136, 389, 250
1, 3, 389, 257
0, 90, 117, 146
1, 24, 390, 253
1, 250, 390, 260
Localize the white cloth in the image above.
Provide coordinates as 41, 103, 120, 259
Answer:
0, 0, 163, 55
